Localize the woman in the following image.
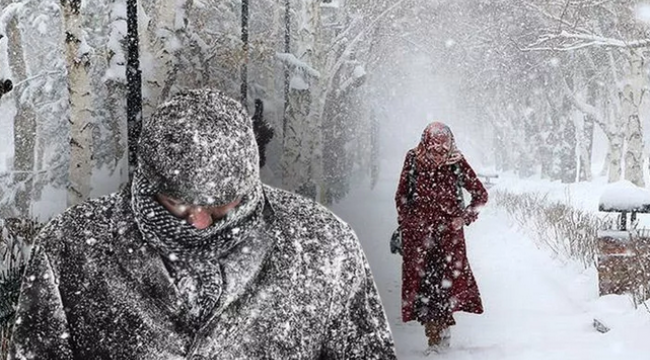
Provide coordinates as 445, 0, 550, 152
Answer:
395, 122, 488, 353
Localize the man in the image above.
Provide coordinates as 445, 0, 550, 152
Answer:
250, 98, 274, 168
9, 89, 397, 359
0, 78, 13, 100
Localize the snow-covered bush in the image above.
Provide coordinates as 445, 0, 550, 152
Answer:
493, 190, 650, 306
492, 190, 601, 268
627, 230, 650, 306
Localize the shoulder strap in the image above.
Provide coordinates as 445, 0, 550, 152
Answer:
453, 163, 465, 208
406, 151, 417, 204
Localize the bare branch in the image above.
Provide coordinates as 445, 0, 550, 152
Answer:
525, 30, 650, 51
561, 75, 606, 129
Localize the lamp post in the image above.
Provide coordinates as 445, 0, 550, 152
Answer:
282, 0, 291, 144
241, 0, 249, 106
126, 0, 142, 181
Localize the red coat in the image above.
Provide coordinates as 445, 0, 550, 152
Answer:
395, 149, 488, 324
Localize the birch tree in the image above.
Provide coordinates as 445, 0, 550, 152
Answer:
97, 0, 127, 179
279, 0, 410, 201
1, 1, 68, 216
621, 51, 646, 187
78, 0, 128, 185
281, 0, 322, 199
61, 0, 93, 206
1, 2, 35, 217
519, 0, 650, 185
140, 0, 184, 120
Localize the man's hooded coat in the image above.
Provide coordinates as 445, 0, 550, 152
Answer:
9, 89, 397, 360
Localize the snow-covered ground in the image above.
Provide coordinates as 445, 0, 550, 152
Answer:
332, 162, 650, 359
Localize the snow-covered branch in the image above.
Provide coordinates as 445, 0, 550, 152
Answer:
275, 52, 321, 78
525, 30, 650, 51
523, 2, 592, 34
332, 0, 410, 59
561, 77, 605, 129
322, 0, 411, 104
0, 3, 23, 36
13, 70, 63, 89
336, 65, 365, 96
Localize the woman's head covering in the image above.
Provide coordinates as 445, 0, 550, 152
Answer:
416, 122, 463, 166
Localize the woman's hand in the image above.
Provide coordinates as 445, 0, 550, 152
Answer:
463, 207, 479, 225
451, 216, 464, 230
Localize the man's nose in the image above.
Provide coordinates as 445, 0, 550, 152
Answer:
186, 206, 213, 230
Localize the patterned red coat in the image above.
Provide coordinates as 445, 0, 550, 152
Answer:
395, 149, 488, 324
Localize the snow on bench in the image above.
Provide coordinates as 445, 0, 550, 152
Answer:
599, 180, 650, 212
599, 180, 650, 230
476, 171, 499, 178
476, 171, 499, 188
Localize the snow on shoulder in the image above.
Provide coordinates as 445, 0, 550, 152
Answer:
599, 180, 650, 212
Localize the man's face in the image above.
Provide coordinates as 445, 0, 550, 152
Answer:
156, 194, 242, 230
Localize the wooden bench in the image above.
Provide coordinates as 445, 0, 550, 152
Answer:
477, 172, 498, 189
598, 203, 650, 231
598, 181, 650, 231
597, 183, 650, 298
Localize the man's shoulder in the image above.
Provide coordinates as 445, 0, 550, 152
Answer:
36, 190, 134, 254
263, 185, 360, 251
262, 186, 367, 288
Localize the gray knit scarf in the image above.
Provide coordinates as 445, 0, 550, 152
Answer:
131, 169, 265, 330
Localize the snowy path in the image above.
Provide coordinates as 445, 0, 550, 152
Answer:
331, 172, 650, 359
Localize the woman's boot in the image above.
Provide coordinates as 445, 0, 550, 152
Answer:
425, 322, 442, 346
424, 322, 450, 354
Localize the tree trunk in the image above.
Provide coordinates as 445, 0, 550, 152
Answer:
558, 105, 577, 183
281, 0, 322, 200
621, 51, 645, 187
624, 113, 644, 187
7, 12, 36, 217
600, 150, 609, 177
140, 0, 181, 120
282, 86, 313, 195
607, 130, 624, 183
578, 113, 594, 182
282, 0, 291, 145
103, 1, 128, 179
370, 110, 379, 189
61, 0, 93, 206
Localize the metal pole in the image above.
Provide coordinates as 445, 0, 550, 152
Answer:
241, 0, 249, 106
126, 0, 142, 181
282, 0, 291, 143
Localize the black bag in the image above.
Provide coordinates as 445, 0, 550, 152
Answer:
390, 227, 402, 255
391, 152, 417, 256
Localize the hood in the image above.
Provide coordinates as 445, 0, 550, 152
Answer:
136, 89, 260, 207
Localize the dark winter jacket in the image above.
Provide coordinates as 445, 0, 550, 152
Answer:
9, 89, 396, 360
